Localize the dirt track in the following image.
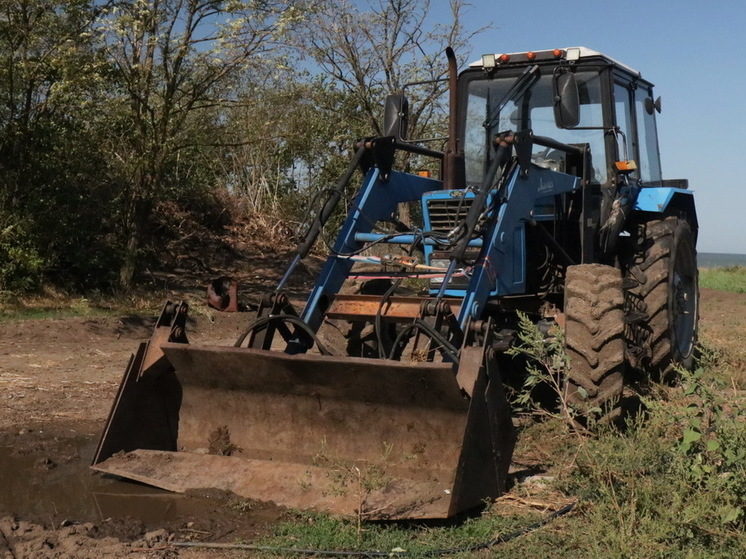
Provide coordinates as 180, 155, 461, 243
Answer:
0, 311, 280, 558
0, 287, 743, 557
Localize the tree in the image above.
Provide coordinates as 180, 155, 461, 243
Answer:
299, 0, 483, 143
98, 0, 308, 288
296, 0, 484, 226
218, 70, 359, 216
0, 0, 100, 204
0, 0, 111, 290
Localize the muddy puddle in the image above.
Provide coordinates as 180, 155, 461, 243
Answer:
0, 437, 236, 525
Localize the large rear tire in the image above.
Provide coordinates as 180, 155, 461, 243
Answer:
564, 264, 626, 425
624, 217, 698, 377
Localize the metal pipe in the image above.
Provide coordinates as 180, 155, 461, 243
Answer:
394, 140, 444, 159
447, 46, 458, 157
444, 47, 464, 189
354, 137, 444, 160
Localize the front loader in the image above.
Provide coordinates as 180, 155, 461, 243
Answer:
92, 47, 698, 519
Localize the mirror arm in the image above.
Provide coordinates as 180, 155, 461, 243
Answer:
355, 138, 444, 161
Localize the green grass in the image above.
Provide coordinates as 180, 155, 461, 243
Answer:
255, 508, 553, 558
0, 301, 127, 323
699, 265, 746, 293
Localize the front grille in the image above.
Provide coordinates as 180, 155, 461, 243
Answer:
426, 198, 473, 234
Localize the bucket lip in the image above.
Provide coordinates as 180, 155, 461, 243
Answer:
160, 342, 456, 370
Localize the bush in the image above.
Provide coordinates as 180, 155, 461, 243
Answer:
0, 223, 44, 291
560, 366, 746, 557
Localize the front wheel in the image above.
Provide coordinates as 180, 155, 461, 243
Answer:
564, 264, 626, 426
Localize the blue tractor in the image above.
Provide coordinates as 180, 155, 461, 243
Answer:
93, 47, 698, 519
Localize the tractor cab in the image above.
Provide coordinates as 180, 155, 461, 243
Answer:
459, 47, 663, 190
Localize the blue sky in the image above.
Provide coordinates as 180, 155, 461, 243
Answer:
429, 0, 745, 253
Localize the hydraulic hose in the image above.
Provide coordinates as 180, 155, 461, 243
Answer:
435, 135, 513, 299
296, 145, 367, 259
276, 145, 366, 291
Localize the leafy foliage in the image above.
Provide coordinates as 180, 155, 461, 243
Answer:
0, 0, 118, 290
0, 0, 479, 293
0, 222, 43, 291
507, 311, 594, 429
668, 366, 745, 526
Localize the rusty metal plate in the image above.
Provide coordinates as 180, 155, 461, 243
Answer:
92, 345, 474, 518
160, 344, 468, 468
326, 295, 462, 322
92, 343, 517, 518
92, 449, 455, 519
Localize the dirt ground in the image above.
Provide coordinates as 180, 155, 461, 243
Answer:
0, 286, 743, 557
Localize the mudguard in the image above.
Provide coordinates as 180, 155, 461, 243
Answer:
634, 186, 697, 229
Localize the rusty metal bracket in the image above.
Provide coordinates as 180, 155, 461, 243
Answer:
357, 136, 396, 181
207, 277, 238, 312
450, 316, 516, 507
242, 292, 296, 350
92, 300, 188, 466
139, 301, 189, 378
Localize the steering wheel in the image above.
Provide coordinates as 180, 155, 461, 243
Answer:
531, 147, 561, 171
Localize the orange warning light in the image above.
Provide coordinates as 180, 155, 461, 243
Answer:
614, 160, 638, 173
417, 170, 432, 178
553, 49, 563, 58
499, 53, 510, 63
526, 51, 536, 60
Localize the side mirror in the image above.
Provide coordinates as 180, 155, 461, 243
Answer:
644, 96, 662, 115
553, 71, 580, 128
383, 94, 409, 141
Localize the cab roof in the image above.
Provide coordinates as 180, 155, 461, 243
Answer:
468, 47, 641, 78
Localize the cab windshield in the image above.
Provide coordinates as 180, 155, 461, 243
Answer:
462, 69, 607, 185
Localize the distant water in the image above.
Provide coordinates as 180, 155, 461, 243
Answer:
698, 252, 746, 268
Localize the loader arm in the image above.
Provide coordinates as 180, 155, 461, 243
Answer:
457, 162, 580, 327
300, 167, 442, 337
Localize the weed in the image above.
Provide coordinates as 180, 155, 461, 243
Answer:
664, 366, 745, 526
229, 498, 254, 513
507, 311, 584, 432
262, 505, 540, 556
559, 359, 746, 557
312, 439, 395, 542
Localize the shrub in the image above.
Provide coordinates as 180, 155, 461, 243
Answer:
0, 223, 44, 291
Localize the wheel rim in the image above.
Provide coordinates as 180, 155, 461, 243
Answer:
672, 240, 697, 359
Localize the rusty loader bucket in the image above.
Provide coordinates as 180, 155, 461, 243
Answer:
92, 302, 515, 519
